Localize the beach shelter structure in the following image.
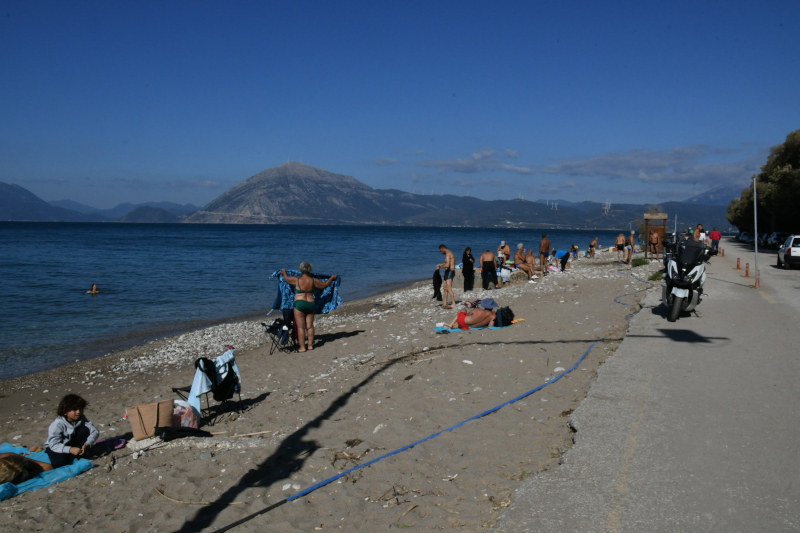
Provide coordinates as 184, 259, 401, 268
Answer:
644, 212, 668, 256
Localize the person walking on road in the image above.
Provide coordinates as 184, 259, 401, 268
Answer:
709, 227, 722, 252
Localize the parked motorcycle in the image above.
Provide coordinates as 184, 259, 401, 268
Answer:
662, 238, 717, 322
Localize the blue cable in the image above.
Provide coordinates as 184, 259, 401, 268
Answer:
214, 273, 654, 531
287, 338, 602, 502
214, 339, 604, 533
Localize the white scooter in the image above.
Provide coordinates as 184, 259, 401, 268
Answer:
661, 238, 716, 322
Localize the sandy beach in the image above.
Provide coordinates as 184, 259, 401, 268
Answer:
0, 250, 660, 532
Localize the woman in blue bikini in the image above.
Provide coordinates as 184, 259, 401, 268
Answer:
281, 262, 338, 353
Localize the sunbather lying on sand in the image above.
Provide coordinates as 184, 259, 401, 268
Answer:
0, 453, 53, 485
445, 307, 496, 330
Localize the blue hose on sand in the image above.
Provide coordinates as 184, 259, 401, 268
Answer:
213, 273, 653, 532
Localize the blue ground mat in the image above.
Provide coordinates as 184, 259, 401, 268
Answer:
0, 443, 94, 500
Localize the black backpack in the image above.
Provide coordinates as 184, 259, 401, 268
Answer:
494, 306, 515, 327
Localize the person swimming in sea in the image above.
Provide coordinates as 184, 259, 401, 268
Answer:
86, 284, 99, 294
281, 263, 338, 353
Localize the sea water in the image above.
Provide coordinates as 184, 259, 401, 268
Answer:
0, 222, 624, 379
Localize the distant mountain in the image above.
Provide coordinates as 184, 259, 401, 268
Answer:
49, 200, 199, 219
119, 206, 180, 223
534, 199, 576, 207
48, 199, 103, 215
185, 162, 732, 229
186, 162, 395, 224
93, 203, 140, 219
144, 202, 199, 217
683, 185, 748, 206
0, 182, 107, 222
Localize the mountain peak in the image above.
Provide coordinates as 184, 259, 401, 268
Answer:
186, 163, 378, 224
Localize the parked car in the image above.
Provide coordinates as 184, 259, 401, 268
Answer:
757, 233, 770, 246
768, 232, 791, 249
777, 235, 800, 269
741, 232, 754, 244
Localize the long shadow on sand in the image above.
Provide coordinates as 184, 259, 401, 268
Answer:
175, 357, 400, 533
313, 329, 365, 347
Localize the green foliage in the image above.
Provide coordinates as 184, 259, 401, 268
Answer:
727, 129, 800, 232
631, 257, 649, 267
648, 271, 664, 281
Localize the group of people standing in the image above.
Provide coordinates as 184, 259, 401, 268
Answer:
436, 234, 557, 307
614, 231, 639, 264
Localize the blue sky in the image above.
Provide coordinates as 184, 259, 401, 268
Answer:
1, 1, 798, 208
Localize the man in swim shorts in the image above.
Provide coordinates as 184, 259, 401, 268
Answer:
539, 234, 551, 276
437, 244, 456, 308
480, 249, 500, 290
649, 230, 661, 260
446, 307, 496, 330
615, 233, 626, 262
627, 230, 636, 264
589, 237, 598, 258
497, 241, 511, 264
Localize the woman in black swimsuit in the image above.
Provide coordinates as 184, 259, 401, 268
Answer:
281, 262, 338, 353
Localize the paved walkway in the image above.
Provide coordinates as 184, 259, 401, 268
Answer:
492, 241, 800, 532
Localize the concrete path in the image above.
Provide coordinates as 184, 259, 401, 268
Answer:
492, 239, 800, 532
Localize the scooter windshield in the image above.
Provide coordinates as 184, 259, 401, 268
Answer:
676, 240, 706, 264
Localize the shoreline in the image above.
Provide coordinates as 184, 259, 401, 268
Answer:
0, 274, 429, 383
0, 251, 661, 532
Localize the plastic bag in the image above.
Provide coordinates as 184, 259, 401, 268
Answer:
173, 399, 200, 429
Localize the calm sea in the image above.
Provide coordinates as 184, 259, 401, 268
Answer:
0, 223, 624, 379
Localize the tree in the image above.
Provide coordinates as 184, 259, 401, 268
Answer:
727, 129, 800, 232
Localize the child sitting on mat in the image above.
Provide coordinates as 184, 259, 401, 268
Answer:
45, 394, 99, 468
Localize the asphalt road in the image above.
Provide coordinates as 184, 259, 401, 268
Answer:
492, 238, 800, 532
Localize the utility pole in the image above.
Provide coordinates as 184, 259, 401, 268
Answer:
753, 176, 759, 288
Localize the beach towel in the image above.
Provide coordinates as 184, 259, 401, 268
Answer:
0, 443, 93, 500
187, 348, 241, 417
270, 270, 342, 314
432, 269, 443, 301
434, 326, 504, 332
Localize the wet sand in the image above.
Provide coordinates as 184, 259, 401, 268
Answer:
0, 251, 659, 532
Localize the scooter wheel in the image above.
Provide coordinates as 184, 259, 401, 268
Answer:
668, 296, 684, 322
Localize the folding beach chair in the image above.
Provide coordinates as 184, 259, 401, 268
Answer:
173, 348, 241, 426
262, 309, 297, 354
